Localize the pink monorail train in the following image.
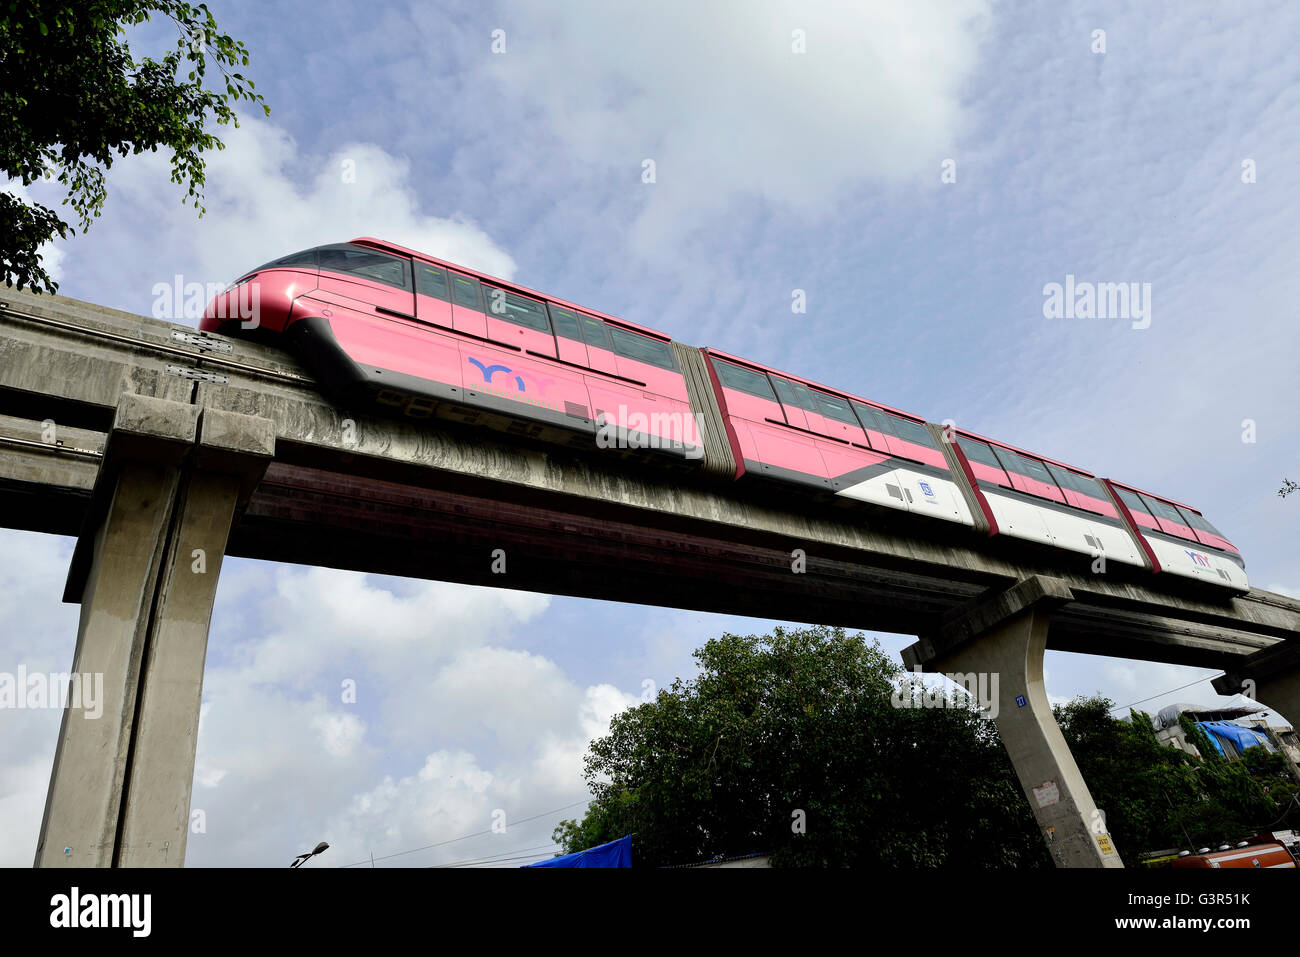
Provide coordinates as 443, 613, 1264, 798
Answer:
200, 238, 1248, 593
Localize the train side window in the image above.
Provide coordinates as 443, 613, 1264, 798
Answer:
990, 446, 1030, 479
1178, 507, 1224, 538
958, 438, 999, 468
880, 412, 937, 449
415, 262, 451, 302
1047, 463, 1102, 499
483, 286, 552, 333
852, 402, 892, 437
714, 359, 776, 400
812, 390, 859, 425
772, 378, 817, 412
581, 315, 614, 351
1014, 452, 1064, 492
958, 438, 1011, 484
1071, 471, 1105, 500
317, 245, 411, 290
1115, 487, 1155, 519
450, 273, 484, 311
549, 305, 584, 342
1142, 494, 1192, 528
608, 325, 677, 371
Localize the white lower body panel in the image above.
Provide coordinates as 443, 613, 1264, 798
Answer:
984, 490, 1145, 567
1146, 535, 1250, 591
839, 470, 974, 526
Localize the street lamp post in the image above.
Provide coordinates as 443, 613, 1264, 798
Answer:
290, 842, 330, 868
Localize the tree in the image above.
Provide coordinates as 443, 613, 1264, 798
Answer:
1, 1, 269, 292
1280, 478, 1298, 499
554, 625, 1050, 868
1056, 696, 1299, 857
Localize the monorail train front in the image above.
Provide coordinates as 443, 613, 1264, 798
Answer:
200, 246, 323, 341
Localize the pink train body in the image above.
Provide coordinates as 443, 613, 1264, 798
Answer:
202, 239, 1248, 593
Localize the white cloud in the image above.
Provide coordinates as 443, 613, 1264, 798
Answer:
172, 560, 633, 866
472, 0, 993, 250
60, 118, 518, 317
312, 711, 367, 759
227, 565, 549, 690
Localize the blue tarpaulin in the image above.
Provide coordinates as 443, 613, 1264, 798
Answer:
521, 835, 633, 868
1195, 720, 1273, 757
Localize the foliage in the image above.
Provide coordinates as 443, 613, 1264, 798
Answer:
1056, 696, 1299, 856
1280, 478, 1298, 499
553, 625, 1050, 868
1, 0, 269, 292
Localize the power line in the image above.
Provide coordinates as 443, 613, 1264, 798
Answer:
1109, 671, 1227, 714
427, 842, 562, 868
337, 798, 591, 868
454, 854, 566, 868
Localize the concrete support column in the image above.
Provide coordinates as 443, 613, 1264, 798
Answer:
903, 577, 1124, 868
34, 395, 273, 867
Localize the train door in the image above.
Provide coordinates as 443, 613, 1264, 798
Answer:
834, 401, 913, 512
413, 260, 454, 329
957, 439, 1052, 545
548, 305, 590, 367
578, 314, 620, 377
482, 284, 557, 359
711, 357, 813, 482
1045, 464, 1144, 566
805, 390, 872, 484
770, 377, 813, 432
758, 376, 829, 487
574, 314, 637, 438
448, 273, 488, 339
869, 408, 966, 523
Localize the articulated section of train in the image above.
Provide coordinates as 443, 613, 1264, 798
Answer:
201, 238, 1248, 594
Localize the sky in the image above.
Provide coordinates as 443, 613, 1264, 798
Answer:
2, 0, 1298, 867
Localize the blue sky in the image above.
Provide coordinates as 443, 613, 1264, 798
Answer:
2, 0, 1298, 867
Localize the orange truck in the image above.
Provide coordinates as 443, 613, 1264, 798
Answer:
1171, 838, 1297, 869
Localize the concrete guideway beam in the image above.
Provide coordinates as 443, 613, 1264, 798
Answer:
35, 393, 274, 868
903, 577, 1124, 868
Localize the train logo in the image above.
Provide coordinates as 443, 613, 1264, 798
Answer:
1184, 549, 1211, 567
919, 481, 935, 499
467, 356, 526, 392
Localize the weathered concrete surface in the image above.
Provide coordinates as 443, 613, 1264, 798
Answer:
34, 394, 195, 867
34, 394, 273, 867
922, 578, 1124, 868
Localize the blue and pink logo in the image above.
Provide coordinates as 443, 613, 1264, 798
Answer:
468, 356, 527, 392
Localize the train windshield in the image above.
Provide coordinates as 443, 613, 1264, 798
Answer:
250, 247, 318, 273
247, 243, 412, 291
